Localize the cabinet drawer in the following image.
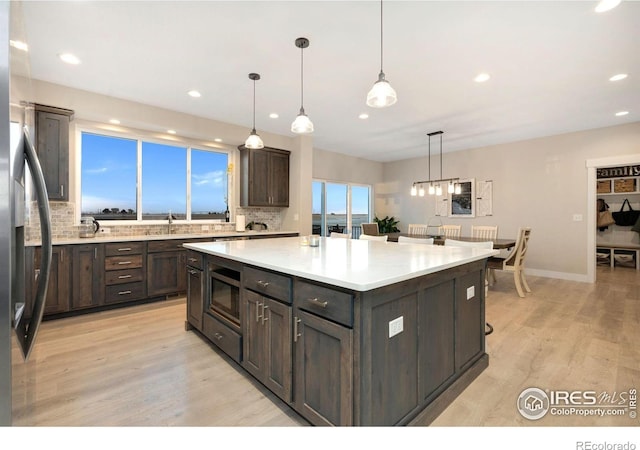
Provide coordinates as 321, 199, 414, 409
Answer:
186, 250, 203, 270
243, 266, 292, 303
148, 240, 187, 253
105, 268, 144, 285
203, 313, 242, 363
295, 280, 354, 327
105, 242, 144, 256
105, 254, 143, 271
105, 281, 146, 304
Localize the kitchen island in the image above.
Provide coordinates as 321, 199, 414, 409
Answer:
184, 236, 497, 426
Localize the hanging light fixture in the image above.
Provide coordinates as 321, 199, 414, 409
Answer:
291, 37, 314, 134
245, 73, 264, 149
366, 0, 397, 108
410, 131, 459, 196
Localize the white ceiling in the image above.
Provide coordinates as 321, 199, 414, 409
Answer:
11, 0, 640, 162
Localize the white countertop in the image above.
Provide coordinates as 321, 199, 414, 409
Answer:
184, 236, 499, 291
28, 230, 298, 246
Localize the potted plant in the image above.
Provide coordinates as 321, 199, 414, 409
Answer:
374, 216, 400, 233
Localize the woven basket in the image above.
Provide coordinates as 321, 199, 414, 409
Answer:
613, 178, 636, 193
597, 180, 611, 194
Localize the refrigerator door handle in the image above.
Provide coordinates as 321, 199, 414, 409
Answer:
17, 128, 52, 360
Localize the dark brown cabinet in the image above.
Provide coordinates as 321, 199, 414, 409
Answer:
243, 289, 292, 403
34, 104, 74, 201
293, 308, 353, 426
71, 243, 104, 310
147, 240, 187, 297
239, 146, 290, 207
26, 246, 71, 316
186, 250, 204, 331
104, 242, 146, 305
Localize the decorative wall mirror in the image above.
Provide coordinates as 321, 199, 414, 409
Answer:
449, 178, 475, 217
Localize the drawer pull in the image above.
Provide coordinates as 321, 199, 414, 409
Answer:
308, 297, 328, 308
213, 332, 224, 341
118, 247, 132, 252
257, 280, 270, 288
262, 304, 269, 324
118, 290, 132, 295
188, 258, 198, 263
293, 317, 302, 343
118, 274, 133, 279
118, 261, 132, 265
256, 301, 263, 322
188, 269, 198, 275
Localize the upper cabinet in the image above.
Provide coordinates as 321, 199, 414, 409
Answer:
238, 146, 290, 207
34, 104, 74, 201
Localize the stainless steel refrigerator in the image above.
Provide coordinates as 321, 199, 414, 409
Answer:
1, 1, 53, 425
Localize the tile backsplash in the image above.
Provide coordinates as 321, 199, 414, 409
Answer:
26, 202, 286, 242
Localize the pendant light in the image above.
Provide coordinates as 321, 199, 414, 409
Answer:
291, 37, 314, 134
245, 73, 264, 149
366, 0, 397, 108
410, 131, 459, 196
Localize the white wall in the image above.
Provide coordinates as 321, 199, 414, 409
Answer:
381, 122, 640, 280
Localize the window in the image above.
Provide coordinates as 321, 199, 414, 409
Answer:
312, 180, 371, 237
80, 131, 230, 221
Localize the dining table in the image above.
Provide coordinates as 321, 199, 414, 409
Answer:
385, 233, 516, 250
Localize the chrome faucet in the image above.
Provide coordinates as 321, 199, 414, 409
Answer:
168, 209, 173, 234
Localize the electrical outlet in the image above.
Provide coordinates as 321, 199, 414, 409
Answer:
201, 225, 209, 231
466, 286, 475, 300
388, 316, 403, 338
573, 214, 583, 222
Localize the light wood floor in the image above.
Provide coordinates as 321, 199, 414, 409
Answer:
11, 266, 640, 427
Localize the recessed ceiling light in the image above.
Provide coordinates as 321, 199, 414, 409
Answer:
474, 73, 490, 83
359, 113, 369, 119
58, 53, 81, 65
188, 90, 201, 98
167, 129, 177, 134
615, 111, 629, 117
595, 0, 621, 13
214, 138, 223, 143
269, 113, 279, 119
9, 40, 28, 52
109, 119, 120, 125
609, 73, 628, 82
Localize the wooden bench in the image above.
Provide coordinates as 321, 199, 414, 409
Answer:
596, 243, 640, 270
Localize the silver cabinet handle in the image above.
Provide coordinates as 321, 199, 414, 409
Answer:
257, 280, 270, 288
118, 290, 132, 295
60, 184, 64, 198
262, 304, 269, 324
188, 257, 198, 263
308, 297, 328, 308
293, 317, 302, 342
256, 301, 263, 322
118, 247, 132, 252
213, 332, 224, 341
118, 261, 132, 265
188, 269, 198, 275
118, 274, 132, 279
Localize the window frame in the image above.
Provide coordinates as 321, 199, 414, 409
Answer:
75, 124, 235, 225
312, 178, 373, 237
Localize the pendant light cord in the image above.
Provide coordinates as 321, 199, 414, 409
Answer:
379, 0, 384, 73
428, 134, 431, 182
439, 133, 443, 180
300, 45, 304, 110
252, 78, 256, 130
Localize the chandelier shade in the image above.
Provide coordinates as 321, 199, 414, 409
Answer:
367, 0, 396, 108
410, 131, 460, 197
245, 73, 264, 149
292, 37, 314, 134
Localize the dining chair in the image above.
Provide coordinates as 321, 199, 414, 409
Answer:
398, 236, 434, 245
471, 225, 498, 240
407, 224, 429, 235
487, 227, 532, 298
359, 234, 388, 242
439, 224, 461, 238
330, 231, 351, 239
361, 223, 380, 236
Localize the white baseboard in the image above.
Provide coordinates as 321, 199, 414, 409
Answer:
524, 268, 590, 283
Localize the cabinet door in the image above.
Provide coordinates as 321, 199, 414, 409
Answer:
294, 309, 353, 426
31, 246, 71, 315
262, 297, 292, 402
455, 270, 485, 370
242, 289, 266, 378
35, 110, 70, 201
186, 266, 204, 330
147, 250, 186, 297
269, 150, 289, 207
71, 244, 104, 310
248, 148, 270, 206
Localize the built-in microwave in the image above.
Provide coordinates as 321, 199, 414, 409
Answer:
208, 262, 241, 329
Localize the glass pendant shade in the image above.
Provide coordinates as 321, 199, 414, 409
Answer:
367, 72, 397, 108
428, 184, 435, 195
291, 108, 314, 134
245, 129, 264, 149
454, 183, 462, 195
435, 184, 443, 196
410, 185, 417, 196
448, 181, 455, 194
418, 186, 425, 197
